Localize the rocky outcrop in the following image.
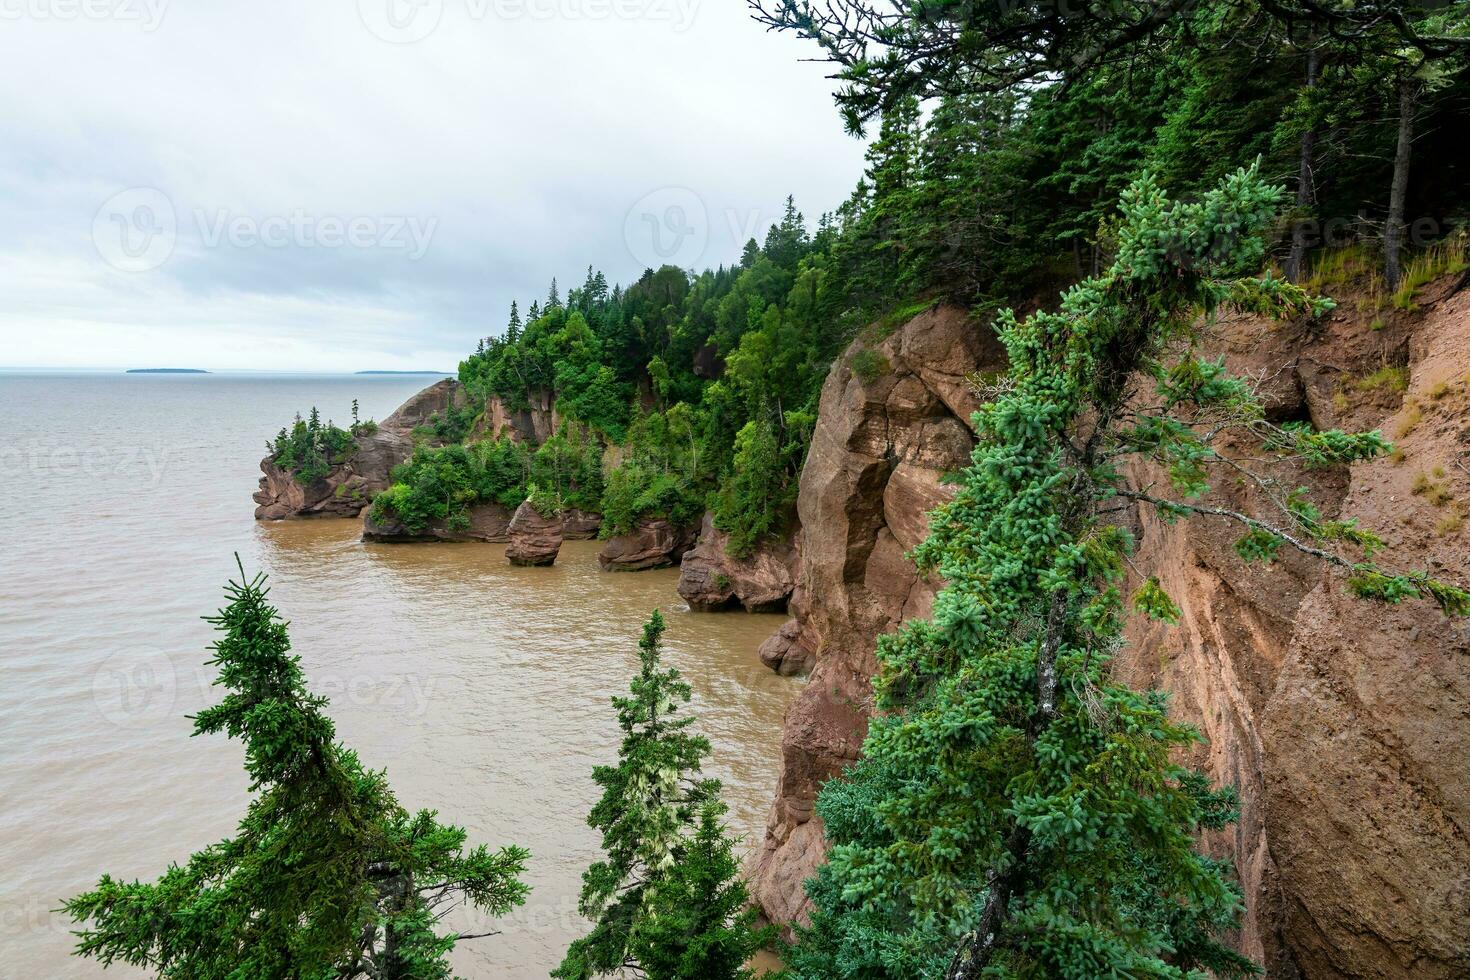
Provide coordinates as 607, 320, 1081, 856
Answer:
748, 304, 1000, 929
470, 390, 558, 444
253, 427, 411, 520
505, 501, 564, 566
561, 509, 602, 540
382, 377, 464, 434
253, 378, 458, 520
676, 514, 797, 612
758, 618, 814, 676
752, 283, 1470, 978
1109, 277, 1470, 978
361, 501, 512, 543
597, 518, 699, 571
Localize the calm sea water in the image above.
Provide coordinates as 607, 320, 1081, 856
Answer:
0, 372, 797, 978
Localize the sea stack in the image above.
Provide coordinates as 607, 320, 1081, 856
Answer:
505, 501, 563, 566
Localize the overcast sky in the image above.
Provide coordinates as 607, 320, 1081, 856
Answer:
0, 0, 866, 371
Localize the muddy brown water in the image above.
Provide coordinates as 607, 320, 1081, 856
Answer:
0, 372, 799, 978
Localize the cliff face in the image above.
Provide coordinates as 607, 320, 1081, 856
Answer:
752, 283, 1470, 978
748, 304, 1004, 926
471, 388, 558, 443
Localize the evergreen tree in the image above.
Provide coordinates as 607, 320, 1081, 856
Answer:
553, 611, 769, 980
713, 415, 788, 558
739, 237, 760, 269
64, 562, 530, 979
507, 300, 522, 343
788, 165, 1468, 980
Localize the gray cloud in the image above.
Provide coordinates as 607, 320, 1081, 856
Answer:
0, 0, 864, 370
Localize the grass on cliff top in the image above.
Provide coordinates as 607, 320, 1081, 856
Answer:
1302, 236, 1469, 316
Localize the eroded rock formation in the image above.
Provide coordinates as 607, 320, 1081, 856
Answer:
597, 517, 698, 571
253, 379, 460, 520
757, 618, 813, 676
676, 514, 797, 612
382, 377, 465, 434
253, 427, 410, 520
750, 285, 1470, 978
470, 389, 558, 443
505, 501, 564, 566
253, 378, 570, 523
561, 509, 602, 540
748, 304, 1001, 927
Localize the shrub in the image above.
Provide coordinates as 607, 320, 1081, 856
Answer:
849, 348, 890, 383
415, 404, 476, 444
600, 462, 703, 537
372, 431, 603, 533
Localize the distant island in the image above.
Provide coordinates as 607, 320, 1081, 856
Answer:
354, 370, 451, 375
126, 368, 210, 374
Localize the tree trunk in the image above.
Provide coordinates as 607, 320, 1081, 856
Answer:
1385, 75, 1418, 292
943, 830, 1028, 980
1284, 45, 1320, 283
943, 588, 1068, 977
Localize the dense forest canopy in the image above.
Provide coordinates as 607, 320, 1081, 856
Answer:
357, 1, 1470, 561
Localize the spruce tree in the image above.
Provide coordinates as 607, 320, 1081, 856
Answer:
508, 300, 522, 343
554, 611, 770, 980
787, 165, 1468, 979
64, 560, 530, 979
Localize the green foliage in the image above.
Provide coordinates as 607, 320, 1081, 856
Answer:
1133, 577, 1182, 624
415, 404, 475, 445
452, 199, 842, 559
849, 348, 890, 383
348, 398, 377, 438
1347, 566, 1470, 616
1234, 529, 1284, 564
527, 482, 566, 518
554, 611, 771, 980
371, 430, 603, 533
600, 460, 704, 538
64, 561, 529, 978
785, 152, 1470, 976
270, 408, 356, 484
792, 167, 1331, 979
712, 417, 794, 558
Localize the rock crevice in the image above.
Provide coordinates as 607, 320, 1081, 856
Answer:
748, 304, 1001, 928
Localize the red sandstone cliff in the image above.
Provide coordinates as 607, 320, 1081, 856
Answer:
751, 282, 1470, 978
748, 304, 1004, 925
